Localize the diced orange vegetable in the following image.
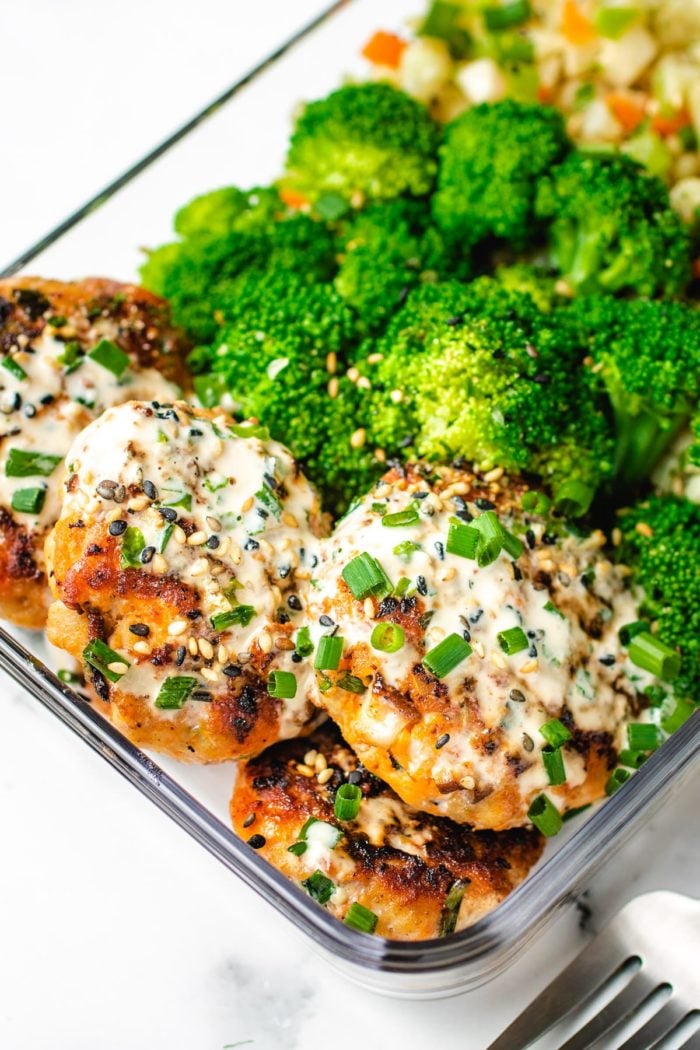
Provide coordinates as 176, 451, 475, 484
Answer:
537, 84, 555, 104
561, 0, 597, 45
607, 93, 646, 133
652, 108, 691, 137
361, 30, 407, 69
279, 187, 310, 210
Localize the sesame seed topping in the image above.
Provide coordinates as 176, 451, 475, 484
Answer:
168, 620, 188, 637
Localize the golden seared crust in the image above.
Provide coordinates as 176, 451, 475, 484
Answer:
0, 277, 189, 628
306, 464, 647, 830
231, 724, 544, 941
46, 400, 326, 762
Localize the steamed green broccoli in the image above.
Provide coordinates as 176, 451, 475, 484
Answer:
535, 151, 692, 297
366, 279, 614, 514
432, 100, 569, 248
172, 185, 284, 238
571, 297, 700, 489
284, 83, 440, 204
492, 262, 562, 311
617, 495, 700, 703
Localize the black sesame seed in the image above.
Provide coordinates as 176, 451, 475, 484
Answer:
542, 533, 556, 545
248, 834, 266, 849
109, 520, 127, 536
223, 664, 242, 678
263, 472, 278, 491
191, 690, 212, 703
434, 540, 445, 561
599, 654, 616, 666
509, 688, 526, 703
532, 374, 550, 384
129, 623, 150, 637
279, 565, 291, 579
257, 507, 269, 519
463, 629, 471, 642
40, 394, 55, 406
469, 608, 484, 624
291, 652, 302, 663
277, 611, 290, 625
159, 506, 177, 522
244, 538, 259, 551
143, 480, 157, 500
24, 404, 36, 418
416, 575, 428, 596
512, 562, 523, 581
435, 733, 450, 750
206, 535, 220, 549
378, 596, 399, 617
319, 614, 334, 627
522, 733, 534, 752
185, 609, 201, 620
141, 546, 155, 564
112, 484, 126, 504
287, 595, 303, 611
526, 529, 536, 549
242, 813, 256, 828
528, 644, 538, 658
475, 497, 495, 511
446, 315, 463, 327
175, 646, 186, 666
347, 771, 363, 785
189, 428, 203, 437
413, 491, 429, 500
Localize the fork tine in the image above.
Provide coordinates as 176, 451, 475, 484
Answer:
678, 1016, 700, 1049
486, 931, 636, 1050
615, 996, 689, 1049
557, 970, 662, 1050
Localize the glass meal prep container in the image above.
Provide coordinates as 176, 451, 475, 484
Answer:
1, 0, 698, 999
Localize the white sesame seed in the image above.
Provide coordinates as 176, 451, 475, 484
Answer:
152, 554, 167, 575
326, 351, 337, 374
188, 637, 199, 656
390, 389, 404, 404
350, 428, 366, 449
483, 466, 504, 483
296, 764, 315, 777
374, 448, 386, 462
366, 352, 384, 365
315, 753, 327, 772
201, 667, 218, 683
520, 658, 539, 674
128, 495, 150, 512
198, 638, 214, 660
107, 661, 129, 675
168, 620, 188, 637
357, 376, 371, 390
304, 749, 318, 767
133, 641, 151, 656
363, 597, 374, 617
217, 644, 228, 664
187, 530, 207, 546
241, 496, 254, 513
174, 526, 187, 545
473, 641, 485, 659
346, 366, 360, 383
190, 558, 209, 577
327, 377, 339, 398
317, 767, 334, 785
258, 632, 272, 654
460, 774, 476, 790
282, 511, 299, 528
440, 567, 457, 583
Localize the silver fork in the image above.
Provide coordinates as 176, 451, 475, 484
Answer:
488, 892, 700, 1050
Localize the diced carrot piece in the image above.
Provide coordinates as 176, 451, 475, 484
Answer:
361, 30, 407, 69
652, 108, 691, 137
561, 0, 597, 45
607, 93, 646, 133
279, 187, 310, 210
537, 84, 555, 104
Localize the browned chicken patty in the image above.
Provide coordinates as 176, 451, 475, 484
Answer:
0, 277, 189, 628
305, 463, 652, 830
232, 723, 544, 940
46, 400, 328, 762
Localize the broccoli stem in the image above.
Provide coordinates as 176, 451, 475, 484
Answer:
566, 227, 605, 291
612, 406, 688, 487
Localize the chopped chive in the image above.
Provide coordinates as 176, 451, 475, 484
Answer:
336, 672, 366, 694
393, 576, 412, 597
483, 0, 531, 31
82, 639, 130, 683
381, 503, 419, 528
315, 635, 344, 670
542, 746, 566, 786
287, 841, 308, 856
497, 626, 529, 655
472, 511, 504, 566
553, 479, 593, 517
334, 783, 362, 821
539, 718, 572, 749
438, 879, 468, 937
446, 521, 479, 559
210, 605, 255, 631
605, 768, 631, 796
626, 723, 659, 752
11, 486, 46, 514
370, 622, 405, 653
155, 676, 197, 709
222, 579, 243, 605
500, 529, 524, 559
618, 621, 649, 647
618, 749, 648, 769
521, 490, 551, 515
88, 338, 130, 378
302, 870, 335, 905
255, 484, 282, 518
342, 552, 392, 600
424, 633, 472, 679
267, 670, 297, 700
527, 793, 562, 837
660, 696, 696, 734
2, 356, 27, 381
628, 633, 680, 681
344, 902, 378, 934
295, 625, 314, 658
393, 540, 421, 561
160, 522, 174, 552
163, 491, 192, 511
120, 526, 145, 568
5, 448, 62, 477
229, 421, 270, 440
57, 340, 83, 374
543, 600, 565, 620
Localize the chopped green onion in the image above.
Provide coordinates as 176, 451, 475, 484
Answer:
120, 526, 146, 569
605, 768, 631, 796
267, 670, 297, 700
193, 373, 229, 408
472, 511, 504, 566
221, 579, 244, 605
155, 676, 198, 709
160, 522, 174, 552
314, 635, 344, 670
256, 485, 282, 518
446, 521, 479, 559
618, 621, 649, 647
594, 5, 638, 38
82, 639, 130, 683
628, 633, 680, 681
295, 625, 314, 658
562, 804, 591, 822
2, 356, 27, 381
644, 684, 667, 709
5, 448, 62, 477
483, 0, 531, 31
418, 2, 471, 59
424, 633, 472, 679
302, 870, 335, 904
552, 480, 593, 517
11, 487, 46, 514
229, 421, 270, 440
287, 841, 308, 856
336, 672, 366, 695
381, 503, 419, 528
539, 718, 572, 749
210, 605, 255, 631
543, 600, 565, 620
497, 626, 529, 655
527, 793, 562, 837
618, 749, 648, 770
393, 540, 421, 561
521, 491, 551, 515
370, 622, 405, 654
88, 338, 130, 378
501, 529, 524, 560
334, 783, 362, 821
57, 341, 83, 373
542, 746, 566, 786
344, 902, 378, 934
626, 723, 659, 752
342, 552, 392, 600
438, 879, 469, 937
314, 192, 350, 221
163, 491, 192, 511
393, 576, 412, 597
660, 696, 696, 735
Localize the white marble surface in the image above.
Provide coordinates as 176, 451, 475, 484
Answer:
1, 3, 699, 1048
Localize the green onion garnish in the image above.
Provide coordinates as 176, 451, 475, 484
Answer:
552, 479, 593, 517
160, 522, 174, 552
393, 540, 422, 561
539, 718, 572, 749
660, 696, 696, 735
88, 338, 130, 378
521, 491, 551, 515
618, 621, 649, 647
82, 639, 130, 683
370, 622, 405, 653
342, 552, 392, 600
230, 422, 270, 440
344, 902, 378, 934
120, 526, 145, 568
527, 793, 562, 837
302, 870, 335, 905
543, 600, 565, 619
423, 633, 472, 679
438, 879, 468, 937
626, 723, 659, 752
618, 749, 648, 770
334, 783, 362, 821
381, 503, 419, 528
155, 676, 198, 709
483, 0, 531, 31
2, 356, 27, 381
394, 576, 412, 597
628, 633, 680, 681
193, 373, 229, 409
605, 768, 631, 796
163, 491, 192, 511
497, 626, 529, 655
5, 448, 62, 477
446, 521, 479, 559
10, 486, 46, 514
267, 670, 297, 700
336, 672, 366, 694
295, 625, 314, 658
287, 841, 308, 856
57, 341, 83, 373
210, 606, 255, 631
500, 529, 524, 560
542, 746, 566, 786
314, 635, 344, 671
472, 511, 504, 566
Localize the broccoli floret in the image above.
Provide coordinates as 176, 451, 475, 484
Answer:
284, 83, 440, 204
173, 185, 284, 238
492, 263, 562, 312
571, 297, 700, 488
334, 198, 471, 331
139, 214, 337, 342
617, 495, 700, 702
432, 100, 569, 248
191, 279, 379, 514
366, 279, 614, 514
535, 151, 692, 297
